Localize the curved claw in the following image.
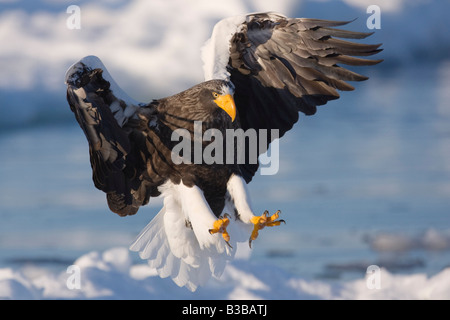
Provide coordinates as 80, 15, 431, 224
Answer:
209, 214, 233, 248
249, 210, 285, 248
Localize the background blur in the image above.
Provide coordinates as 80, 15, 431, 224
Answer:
0, 0, 449, 282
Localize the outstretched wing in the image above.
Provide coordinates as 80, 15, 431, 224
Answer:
203, 13, 383, 182
65, 56, 165, 216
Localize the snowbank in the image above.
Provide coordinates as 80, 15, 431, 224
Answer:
1, 247, 449, 300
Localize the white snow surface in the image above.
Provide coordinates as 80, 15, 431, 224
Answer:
1, 247, 449, 300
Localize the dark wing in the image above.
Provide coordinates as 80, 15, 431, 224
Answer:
227, 13, 383, 182
65, 56, 166, 216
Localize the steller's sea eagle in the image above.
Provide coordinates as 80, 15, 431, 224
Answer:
65, 12, 382, 291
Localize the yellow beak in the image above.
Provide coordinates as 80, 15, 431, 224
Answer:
214, 94, 236, 122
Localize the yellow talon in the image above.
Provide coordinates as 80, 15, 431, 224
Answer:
249, 210, 285, 248
209, 213, 232, 248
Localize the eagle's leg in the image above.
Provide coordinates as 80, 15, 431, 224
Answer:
209, 213, 232, 248
226, 174, 286, 248
249, 210, 285, 248
174, 181, 233, 251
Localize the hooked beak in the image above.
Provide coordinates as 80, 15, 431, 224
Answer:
214, 94, 236, 122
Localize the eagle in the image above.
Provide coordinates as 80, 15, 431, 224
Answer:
65, 12, 382, 291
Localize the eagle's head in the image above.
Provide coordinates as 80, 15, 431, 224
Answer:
196, 80, 236, 123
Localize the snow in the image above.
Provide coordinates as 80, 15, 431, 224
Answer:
1, 247, 449, 300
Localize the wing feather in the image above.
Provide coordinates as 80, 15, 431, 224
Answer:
65, 56, 165, 216
218, 13, 383, 182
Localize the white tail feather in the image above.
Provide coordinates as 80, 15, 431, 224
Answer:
129, 181, 236, 291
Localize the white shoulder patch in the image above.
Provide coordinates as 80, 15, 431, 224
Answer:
201, 15, 246, 81
201, 12, 288, 82
65, 55, 141, 127
66, 56, 140, 104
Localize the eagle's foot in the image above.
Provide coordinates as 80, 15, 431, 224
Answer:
249, 210, 285, 248
209, 213, 232, 248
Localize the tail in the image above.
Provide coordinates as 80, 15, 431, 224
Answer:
130, 204, 234, 292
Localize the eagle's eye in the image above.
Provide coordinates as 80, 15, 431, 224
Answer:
212, 92, 220, 99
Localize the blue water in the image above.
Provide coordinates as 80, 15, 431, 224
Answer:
1, 64, 450, 281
